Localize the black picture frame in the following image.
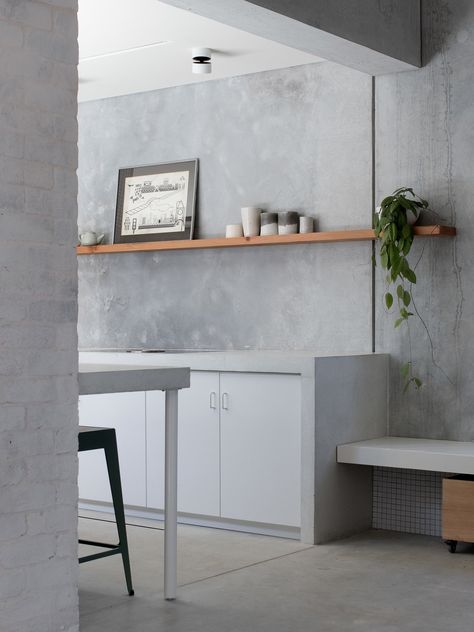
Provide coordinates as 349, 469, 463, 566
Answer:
113, 159, 198, 244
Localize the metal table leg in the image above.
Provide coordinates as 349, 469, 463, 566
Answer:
164, 389, 179, 600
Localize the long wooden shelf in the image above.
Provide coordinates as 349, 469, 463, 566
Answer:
76, 225, 456, 255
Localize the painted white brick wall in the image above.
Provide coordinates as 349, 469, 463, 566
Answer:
0, 2, 79, 631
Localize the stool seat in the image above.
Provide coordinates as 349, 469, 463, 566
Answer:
79, 426, 115, 450
78, 426, 134, 596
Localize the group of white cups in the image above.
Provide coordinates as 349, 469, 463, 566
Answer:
226, 207, 315, 238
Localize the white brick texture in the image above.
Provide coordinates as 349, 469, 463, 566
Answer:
0, 2, 79, 631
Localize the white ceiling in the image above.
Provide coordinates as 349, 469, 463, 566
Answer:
78, 0, 324, 102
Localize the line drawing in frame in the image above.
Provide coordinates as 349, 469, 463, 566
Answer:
114, 158, 198, 244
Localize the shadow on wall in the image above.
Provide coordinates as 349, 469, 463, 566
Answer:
421, 0, 470, 66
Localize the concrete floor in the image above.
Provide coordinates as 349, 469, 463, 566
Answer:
79, 516, 474, 632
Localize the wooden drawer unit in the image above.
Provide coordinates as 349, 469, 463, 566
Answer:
442, 475, 474, 553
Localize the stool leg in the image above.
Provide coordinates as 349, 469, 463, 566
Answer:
104, 435, 134, 596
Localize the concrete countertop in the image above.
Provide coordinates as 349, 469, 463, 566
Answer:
79, 349, 386, 378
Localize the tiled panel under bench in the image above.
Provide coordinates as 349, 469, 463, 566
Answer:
373, 467, 445, 536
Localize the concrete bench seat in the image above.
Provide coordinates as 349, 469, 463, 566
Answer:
337, 437, 474, 475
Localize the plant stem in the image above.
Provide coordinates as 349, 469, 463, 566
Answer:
409, 286, 454, 386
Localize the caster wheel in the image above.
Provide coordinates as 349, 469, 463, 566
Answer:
445, 540, 458, 554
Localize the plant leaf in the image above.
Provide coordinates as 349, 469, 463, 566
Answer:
391, 257, 402, 280
403, 290, 411, 307
385, 292, 393, 309
401, 362, 410, 379
399, 198, 415, 212
397, 284, 404, 299
389, 244, 400, 267
394, 318, 404, 328
381, 196, 395, 207
402, 239, 412, 256
404, 268, 417, 284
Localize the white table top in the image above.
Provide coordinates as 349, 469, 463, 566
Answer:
337, 436, 474, 475
78, 363, 190, 395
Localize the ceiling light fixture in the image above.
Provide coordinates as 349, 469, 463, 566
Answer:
192, 48, 212, 74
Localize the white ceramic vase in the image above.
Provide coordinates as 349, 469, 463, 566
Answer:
241, 207, 261, 237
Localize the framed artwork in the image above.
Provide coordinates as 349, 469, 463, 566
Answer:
113, 159, 198, 244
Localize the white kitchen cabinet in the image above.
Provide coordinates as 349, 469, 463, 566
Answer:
220, 372, 301, 527
79, 350, 388, 544
79, 369, 301, 530
78, 392, 147, 507
146, 371, 221, 517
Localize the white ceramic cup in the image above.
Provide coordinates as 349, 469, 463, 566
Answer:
225, 223, 244, 238
260, 212, 278, 236
278, 211, 299, 235
241, 207, 261, 237
299, 216, 314, 234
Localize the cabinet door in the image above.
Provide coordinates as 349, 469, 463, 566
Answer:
220, 372, 301, 527
146, 371, 220, 516
78, 392, 147, 507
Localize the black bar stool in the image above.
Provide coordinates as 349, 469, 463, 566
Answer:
78, 426, 134, 596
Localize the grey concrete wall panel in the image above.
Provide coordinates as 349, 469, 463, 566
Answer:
375, 0, 474, 440
160, 0, 420, 74
78, 63, 373, 356
313, 354, 389, 543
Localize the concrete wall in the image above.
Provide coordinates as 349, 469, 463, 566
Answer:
78, 62, 373, 354
79, 0, 473, 442
0, 2, 79, 631
375, 0, 474, 440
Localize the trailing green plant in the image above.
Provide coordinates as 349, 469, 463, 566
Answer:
374, 187, 429, 391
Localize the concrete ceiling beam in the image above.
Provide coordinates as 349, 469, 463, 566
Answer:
160, 0, 421, 75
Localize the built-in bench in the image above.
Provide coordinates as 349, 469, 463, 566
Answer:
337, 436, 474, 474
337, 436, 474, 546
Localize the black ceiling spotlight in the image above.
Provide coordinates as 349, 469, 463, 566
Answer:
192, 48, 212, 74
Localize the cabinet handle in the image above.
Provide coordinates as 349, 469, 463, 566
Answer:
209, 392, 217, 409
222, 392, 229, 410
